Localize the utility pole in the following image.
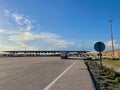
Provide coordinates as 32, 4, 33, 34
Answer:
109, 19, 114, 59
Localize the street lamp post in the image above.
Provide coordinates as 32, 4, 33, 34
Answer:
109, 19, 114, 59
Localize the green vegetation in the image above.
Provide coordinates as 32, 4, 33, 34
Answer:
85, 60, 120, 90
103, 59, 120, 67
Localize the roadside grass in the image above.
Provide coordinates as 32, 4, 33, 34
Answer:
85, 60, 120, 90
102, 59, 120, 67
115, 83, 120, 89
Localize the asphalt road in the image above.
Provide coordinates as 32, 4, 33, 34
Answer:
0, 57, 95, 90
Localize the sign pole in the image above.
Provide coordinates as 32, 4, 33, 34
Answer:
99, 52, 103, 70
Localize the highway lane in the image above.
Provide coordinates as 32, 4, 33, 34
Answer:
49, 60, 95, 90
0, 57, 95, 90
0, 57, 75, 90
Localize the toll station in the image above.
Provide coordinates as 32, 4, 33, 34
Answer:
3, 50, 89, 59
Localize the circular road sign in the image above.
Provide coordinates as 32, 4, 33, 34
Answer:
94, 42, 105, 52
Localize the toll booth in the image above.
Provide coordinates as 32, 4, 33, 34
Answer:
61, 51, 68, 59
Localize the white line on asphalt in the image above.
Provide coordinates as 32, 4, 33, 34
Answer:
43, 60, 77, 90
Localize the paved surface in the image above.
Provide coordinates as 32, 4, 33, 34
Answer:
49, 60, 95, 90
0, 57, 95, 90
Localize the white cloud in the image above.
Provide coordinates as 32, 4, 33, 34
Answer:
0, 28, 74, 49
4, 9, 10, 16
0, 29, 19, 34
105, 40, 120, 50
42, 37, 74, 48
35, 32, 74, 48
12, 13, 32, 31
37, 32, 60, 38
4, 9, 32, 31
12, 13, 24, 25
9, 31, 74, 48
0, 44, 38, 51
1, 9, 75, 50
9, 31, 35, 44
0, 29, 5, 33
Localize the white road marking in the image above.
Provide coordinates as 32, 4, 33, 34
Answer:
43, 60, 77, 90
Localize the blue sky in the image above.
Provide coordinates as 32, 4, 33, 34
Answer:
0, 0, 120, 51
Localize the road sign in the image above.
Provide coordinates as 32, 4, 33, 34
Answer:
94, 41, 105, 70
94, 42, 105, 52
